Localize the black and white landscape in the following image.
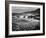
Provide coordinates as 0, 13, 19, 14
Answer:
12, 6, 40, 31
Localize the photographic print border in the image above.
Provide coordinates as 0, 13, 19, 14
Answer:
5, 1, 45, 37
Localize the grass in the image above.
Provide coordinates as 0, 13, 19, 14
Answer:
12, 18, 40, 31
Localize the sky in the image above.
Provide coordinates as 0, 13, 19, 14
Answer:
12, 4, 39, 13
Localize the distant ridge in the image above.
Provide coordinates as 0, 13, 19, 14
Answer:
24, 8, 40, 14
12, 8, 40, 16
